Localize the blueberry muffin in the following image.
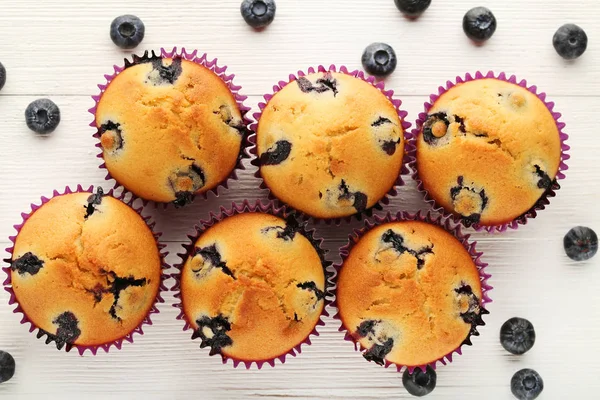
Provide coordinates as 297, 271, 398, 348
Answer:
255, 71, 406, 219
95, 52, 246, 207
336, 220, 488, 367
415, 78, 562, 226
179, 212, 326, 362
8, 188, 162, 349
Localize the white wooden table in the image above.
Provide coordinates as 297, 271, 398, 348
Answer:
1, 0, 598, 398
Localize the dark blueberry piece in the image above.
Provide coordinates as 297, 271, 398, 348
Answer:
372, 117, 392, 127
422, 112, 449, 145
169, 163, 206, 207
402, 366, 437, 397
500, 317, 536, 355
173, 191, 194, 208
352, 192, 368, 213
553, 24, 588, 60
296, 77, 314, 93
39, 312, 81, 349
533, 165, 552, 190
338, 180, 368, 213
381, 139, 401, 155
511, 369, 544, 400
296, 74, 338, 96
110, 15, 145, 49
450, 177, 488, 226
259, 140, 292, 166
454, 283, 488, 339
381, 229, 434, 269
99, 121, 124, 152
454, 115, 466, 133
315, 74, 339, 96
564, 226, 598, 261
261, 215, 300, 241
296, 281, 326, 302
463, 7, 497, 43
0, 62, 6, 91
356, 320, 378, 337
0, 351, 15, 384
108, 273, 147, 320
84, 187, 104, 219
194, 244, 235, 279
147, 57, 183, 85
361, 43, 397, 77
394, 0, 431, 18
363, 338, 394, 365
240, 0, 276, 29
25, 99, 61, 134
193, 314, 233, 355
373, 116, 401, 155
11, 252, 44, 276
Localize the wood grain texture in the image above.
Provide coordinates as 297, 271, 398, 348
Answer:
0, 0, 599, 399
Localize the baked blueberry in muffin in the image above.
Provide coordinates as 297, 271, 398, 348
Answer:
415, 78, 562, 227
179, 212, 327, 362
95, 51, 246, 206
7, 189, 163, 350
255, 71, 407, 219
336, 220, 487, 367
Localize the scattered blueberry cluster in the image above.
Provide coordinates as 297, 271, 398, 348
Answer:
360, 1, 588, 78
500, 318, 543, 399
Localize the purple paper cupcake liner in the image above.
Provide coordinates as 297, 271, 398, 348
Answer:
2, 185, 170, 355
248, 64, 414, 225
330, 210, 492, 373
171, 199, 333, 369
409, 71, 570, 233
88, 47, 253, 207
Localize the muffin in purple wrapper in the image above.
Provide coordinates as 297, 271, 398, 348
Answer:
2, 185, 169, 354
333, 211, 492, 372
172, 200, 331, 368
89, 47, 252, 208
410, 71, 570, 232
249, 65, 413, 224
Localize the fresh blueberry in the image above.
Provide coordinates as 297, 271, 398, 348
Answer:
0, 351, 15, 384
564, 226, 598, 261
394, 0, 431, 18
110, 15, 145, 49
553, 24, 588, 60
402, 366, 437, 397
463, 7, 497, 43
25, 99, 61, 134
361, 43, 397, 77
241, 0, 276, 29
511, 369, 543, 400
500, 317, 536, 355
0, 62, 6, 91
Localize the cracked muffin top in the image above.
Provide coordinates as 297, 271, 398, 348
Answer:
180, 212, 326, 361
416, 78, 561, 226
336, 220, 487, 367
95, 55, 245, 207
256, 71, 406, 219
9, 189, 162, 349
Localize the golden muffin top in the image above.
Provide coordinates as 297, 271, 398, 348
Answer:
180, 212, 326, 362
416, 78, 561, 226
256, 72, 406, 219
336, 220, 487, 367
9, 190, 162, 349
95, 55, 245, 206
